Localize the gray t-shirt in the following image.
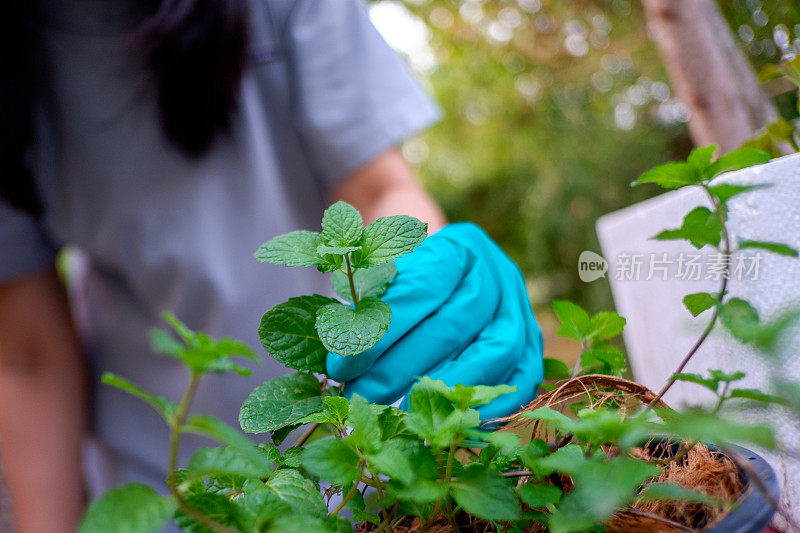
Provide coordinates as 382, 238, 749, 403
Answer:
0, 0, 439, 492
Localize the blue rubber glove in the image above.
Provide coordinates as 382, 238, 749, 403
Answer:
326, 223, 544, 420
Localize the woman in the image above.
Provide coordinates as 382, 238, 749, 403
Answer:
0, 1, 543, 531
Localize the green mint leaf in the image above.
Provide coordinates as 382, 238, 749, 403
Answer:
78, 483, 175, 533
451, 464, 520, 522
366, 439, 437, 486
708, 146, 770, 178
264, 469, 327, 518
151, 314, 257, 374
323, 396, 350, 426
270, 424, 300, 446
183, 415, 269, 471
521, 407, 573, 433
719, 298, 760, 343
466, 429, 521, 452
579, 342, 626, 376
315, 297, 391, 357
548, 456, 660, 533
346, 394, 382, 451
686, 144, 718, 175
656, 408, 775, 448
405, 379, 481, 448
255, 230, 325, 267
638, 483, 722, 506
631, 161, 700, 189
552, 300, 592, 342
543, 358, 571, 381
738, 239, 799, 257
321, 201, 364, 247
173, 493, 245, 533
302, 437, 361, 485
708, 183, 769, 204
709, 369, 745, 383
258, 295, 338, 372
587, 311, 626, 341
239, 372, 324, 433
352, 215, 427, 268
101, 373, 178, 422
331, 261, 397, 303
518, 483, 562, 508
654, 206, 721, 249
683, 292, 717, 317
728, 388, 786, 405
184, 446, 271, 487
671, 373, 719, 392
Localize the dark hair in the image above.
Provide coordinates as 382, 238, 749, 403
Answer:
0, 0, 249, 216
141, 0, 249, 156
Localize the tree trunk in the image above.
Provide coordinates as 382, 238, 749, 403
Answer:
643, 0, 778, 151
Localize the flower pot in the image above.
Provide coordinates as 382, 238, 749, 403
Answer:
704, 444, 779, 533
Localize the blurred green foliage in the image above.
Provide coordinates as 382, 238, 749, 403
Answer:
373, 0, 800, 312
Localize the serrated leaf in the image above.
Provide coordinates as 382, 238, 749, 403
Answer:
258, 295, 337, 372
738, 239, 798, 257
729, 388, 786, 404
451, 464, 520, 521
720, 298, 760, 343
321, 201, 364, 247
316, 298, 391, 357
672, 373, 719, 392
548, 456, 660, 533
331, 261, 397, 303
587, 311, 626, 341
518, 483, 562, 508
323, 396, 349, 426
552, 300, 592, 342
709, 369, 746, 383
184, 446, 271, 486
367, 439, 437, 486
467, 429, 520, 452
543, 358, 571, 381
352, 215, 427, 267
239, 372, 324, 433
302, 437, 360, 485
654, 206, 721, 249
183, 415, 270, 472
78, 483, 175, 533
708, 147, 770, 178
687, 145, 718, 174
632, 161, 700, 189
264, 469, 326, 517
580, 342, 626, 376
655, 408, 775, 448
173, 493, 244, 533
406, 379, 481, 449
255, 230, 325, 267
708, 183, 769, 204
683, 292, 717, 317
101, 373, 178, 422
346, 394, 383, 452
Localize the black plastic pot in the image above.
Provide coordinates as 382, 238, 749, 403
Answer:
704, 444, 779, 533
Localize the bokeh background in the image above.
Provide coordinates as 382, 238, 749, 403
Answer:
368, 0, 800, 319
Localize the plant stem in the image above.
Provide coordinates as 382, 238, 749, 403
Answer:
166, 373, 240, 533
646, 185, 731, 411
443, 438, 462, 532
293, 422, 320, 447
329, 480, 360, 517
345, 255, 359, 306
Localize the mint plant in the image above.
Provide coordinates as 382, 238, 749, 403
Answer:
80, 191, 800, 533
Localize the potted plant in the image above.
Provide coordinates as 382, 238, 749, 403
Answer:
78, 148, 799, 532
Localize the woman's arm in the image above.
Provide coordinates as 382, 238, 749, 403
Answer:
331, 148, 447, 232
0, 267, 87, 533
